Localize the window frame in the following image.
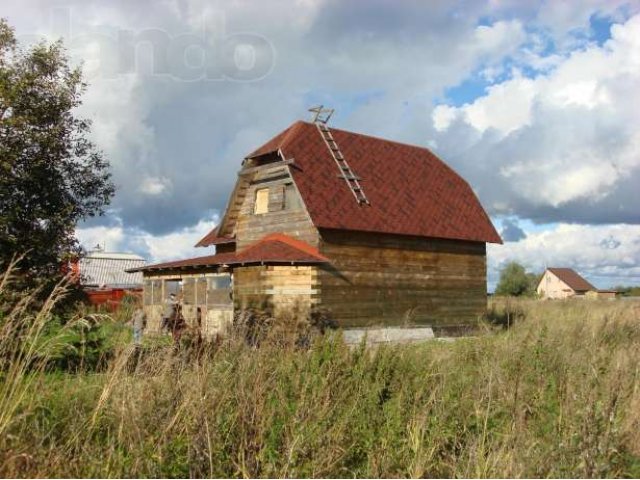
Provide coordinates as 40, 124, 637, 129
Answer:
254, 187, 270, 214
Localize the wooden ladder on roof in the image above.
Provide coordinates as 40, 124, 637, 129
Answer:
310, 106, 370, 206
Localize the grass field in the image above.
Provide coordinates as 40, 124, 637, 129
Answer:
1, 276, 639, 477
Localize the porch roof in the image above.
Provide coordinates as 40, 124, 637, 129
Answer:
127, 233, 329, 273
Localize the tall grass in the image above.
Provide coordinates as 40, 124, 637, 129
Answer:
0, 257, 82, 440
0, 273, 639, 477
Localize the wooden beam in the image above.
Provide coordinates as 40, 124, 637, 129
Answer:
238, 158, 299, 176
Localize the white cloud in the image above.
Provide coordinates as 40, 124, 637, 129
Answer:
434, 14, 640, 135
4, 0, 640, 273
488, 223, 640, 289
433, 13, 640, 217
139, 176, 172, 195
464, 74, 536, 135
473, 20, 526, 56
432, 104, 458, 132
434, 74, 537, 135
141, 215, 218, 262
535, 0, 632, 46
76, 213, 219, 263
75, 224, 126, 253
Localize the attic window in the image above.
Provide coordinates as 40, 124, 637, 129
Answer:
254, 188, 269, 214
250, 151, 281, 166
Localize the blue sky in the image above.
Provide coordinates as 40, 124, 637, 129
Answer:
444, 12, 616, 107
5, 0, 640, 291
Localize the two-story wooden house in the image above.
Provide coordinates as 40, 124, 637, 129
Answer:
130, 117, 501, 339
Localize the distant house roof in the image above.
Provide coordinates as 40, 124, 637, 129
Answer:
199, 121, 501, 246
546, 268, 596, 292
80, 251, 145, 287
130, 233, 328, 272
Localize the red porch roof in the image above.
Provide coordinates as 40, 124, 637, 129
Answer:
128, 233, 328, 273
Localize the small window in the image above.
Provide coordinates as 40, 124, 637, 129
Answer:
163, 279, 181, 301
284, 183, 301, 211
254, 188, 269, 214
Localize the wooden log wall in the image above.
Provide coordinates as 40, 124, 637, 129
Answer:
234, 165, 319, 250
233, 265, 319, 318
317, 229, 487, 328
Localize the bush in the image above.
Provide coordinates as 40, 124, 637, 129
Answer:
39, 313, 125, 372
495, 261, 540, 297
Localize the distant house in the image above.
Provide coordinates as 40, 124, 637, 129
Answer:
129, 116, 501, 339
536, 267, 598, 299
76, 247, 146, 309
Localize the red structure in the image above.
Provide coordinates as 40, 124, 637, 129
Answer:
85, 288, 142, 311
64, 248, 146, 310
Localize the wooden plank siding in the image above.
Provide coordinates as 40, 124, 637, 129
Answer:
316, 229, 487, 327
234, 165, 320, 250
233, 265, 319, 317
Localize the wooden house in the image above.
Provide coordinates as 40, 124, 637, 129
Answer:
129, 117, 501, 339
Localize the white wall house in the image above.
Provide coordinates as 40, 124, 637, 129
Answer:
536, 267, 595, 299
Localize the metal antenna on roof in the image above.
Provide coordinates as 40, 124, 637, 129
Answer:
308, 105, 334, 125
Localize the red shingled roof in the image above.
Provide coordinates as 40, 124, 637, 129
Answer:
247, 121, 501, 244
238, 233, 328, 264
129, 234, 327, 272
127, 252, 238, 272
547, 268, 595, 292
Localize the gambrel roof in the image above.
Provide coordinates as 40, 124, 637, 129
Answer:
199, 120, 501, 247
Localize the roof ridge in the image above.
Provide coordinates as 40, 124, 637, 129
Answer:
275, 121, 305, 154
245, 121, 306, 159
298, 120, 434, 154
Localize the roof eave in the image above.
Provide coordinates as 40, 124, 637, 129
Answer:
130, 259, 329, 274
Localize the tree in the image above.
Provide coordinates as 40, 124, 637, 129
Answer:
0, 19, 114, 282
612, 285, 640, 297
495, 261, 539, 297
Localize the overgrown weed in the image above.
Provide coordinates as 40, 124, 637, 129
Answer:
0, 270, 639, 477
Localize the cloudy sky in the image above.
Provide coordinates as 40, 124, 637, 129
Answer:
4, 0, 640, 290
